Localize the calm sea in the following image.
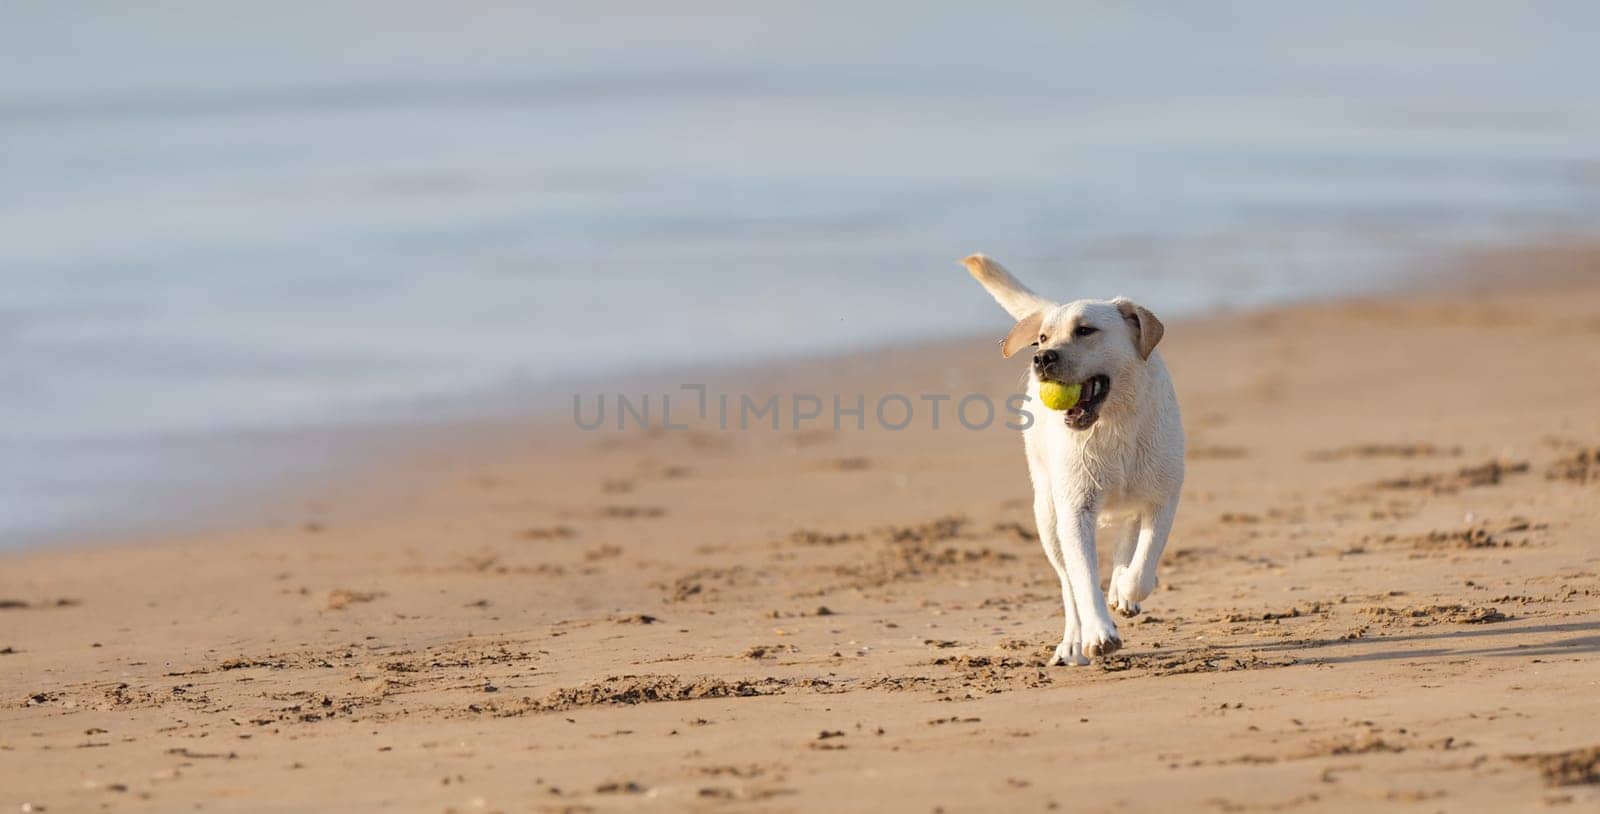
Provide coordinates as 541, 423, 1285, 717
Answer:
4, 1, 1599, 543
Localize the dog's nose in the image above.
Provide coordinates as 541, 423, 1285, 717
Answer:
1033, 349, 1058, 368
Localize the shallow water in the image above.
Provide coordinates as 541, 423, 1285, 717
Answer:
3, 2, 1599, 543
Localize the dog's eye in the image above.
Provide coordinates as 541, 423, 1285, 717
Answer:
1074, 325, 1098, 337
1038, 334, 1048, 344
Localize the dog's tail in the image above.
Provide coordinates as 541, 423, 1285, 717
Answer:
961, 254, 1055, 320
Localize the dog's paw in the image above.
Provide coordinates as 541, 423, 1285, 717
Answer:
1108, 566, 1141, 617
1079, 618, 1122, 659
1048, 640, 1090, 667
1110, 566, 1158, 617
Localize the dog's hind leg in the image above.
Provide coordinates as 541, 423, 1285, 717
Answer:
1107, 515, 1145, 617
1031, 470, 1087, 666
1112, 497, 1177, 613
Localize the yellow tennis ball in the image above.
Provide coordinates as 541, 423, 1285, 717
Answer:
1038, 380, 1082, 411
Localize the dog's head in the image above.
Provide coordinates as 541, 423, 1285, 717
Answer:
963, 255, 1163, 431
1001, 299, 1163, 430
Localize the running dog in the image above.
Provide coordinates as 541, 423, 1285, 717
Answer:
963, 254, 1184, 665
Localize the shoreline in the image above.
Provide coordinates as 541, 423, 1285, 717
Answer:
10, 233, 1598, 555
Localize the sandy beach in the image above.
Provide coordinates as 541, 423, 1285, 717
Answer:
4, 244, 1600, 812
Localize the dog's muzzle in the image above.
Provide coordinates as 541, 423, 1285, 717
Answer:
1033, 349, 1111, 430
1032, 348, 1062, 379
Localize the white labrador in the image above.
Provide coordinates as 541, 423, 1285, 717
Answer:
964, 255, 1185, 666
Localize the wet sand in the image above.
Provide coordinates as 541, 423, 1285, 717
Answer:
4, 244, 1600, 812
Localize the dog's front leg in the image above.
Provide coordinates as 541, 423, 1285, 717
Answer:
1053, 490, 1122, 658
1029, 466, 1086, 666
1108, 515, 1144, 617
1113, 496, 1178, 612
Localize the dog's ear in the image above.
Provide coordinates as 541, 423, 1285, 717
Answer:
1114, 298, 1164, 360
1000, 310, 1045, 359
